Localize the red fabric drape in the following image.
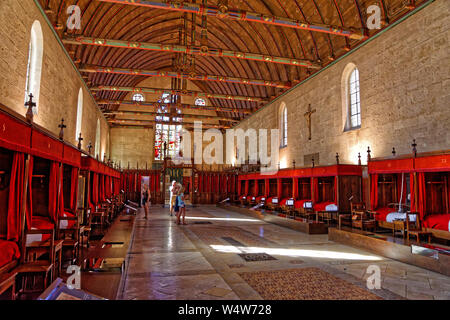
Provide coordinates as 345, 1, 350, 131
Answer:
312, 178, 319, 203
396, 173, 407, 205
99, 175, 104, 200
370, 174, 378, 210
417, 172, 426, 220
409, 173, 415, 212
448, 174, 450, 214
25, 157, 34, 230
155, 173, 160, 193
107, 176, 111, 198
334, 176, 338, 202
48, 162, 60, 223
70, 168, 79, 211
101, 175, 106, 202
6, 153, 25, 241
92, 173, 99, 205
59, 167, 65, 218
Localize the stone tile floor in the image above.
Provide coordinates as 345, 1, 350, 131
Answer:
117, 205, 450, 300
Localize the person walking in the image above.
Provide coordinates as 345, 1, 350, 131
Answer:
176, 186, 187, 225
142, 184, 150, 219
169, 180, 178, 216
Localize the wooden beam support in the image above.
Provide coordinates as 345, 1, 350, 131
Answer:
80, 65, 292, 89
105, 110, 239, 122
63, 36, 321, 68
97, 99, 253, 114
91, 86, 266, 102
109, 120, 230, 129
96, 0, 366, 40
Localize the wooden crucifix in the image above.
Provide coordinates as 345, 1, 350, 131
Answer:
77, 133, 83, 150
58, 118, 66, 140
25, 93, 36, 123
304, 104, 316, 140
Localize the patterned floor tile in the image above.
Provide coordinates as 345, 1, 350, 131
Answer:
238, 268, 383, 300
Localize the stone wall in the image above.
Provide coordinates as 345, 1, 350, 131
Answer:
0, 0, 109, 156
233, 0, 449, 168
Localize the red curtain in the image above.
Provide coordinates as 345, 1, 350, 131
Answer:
409, 173, 415, 212
48, 162, 60, 223
7, 152, 25, 241
396, 173, 407, 205
370, 174, 378, 210
334, 176, 338, 202
448, 173, 450, 214
137, 174, 142, 194
25, 157, 34, 230
417, 172, 426, 220
100, 175, 105, 202
106, 176, 111, 198
92, 173, 99, 205
59, 166, 65, 218
312, 178, 319, 203
70, 167, 79, 211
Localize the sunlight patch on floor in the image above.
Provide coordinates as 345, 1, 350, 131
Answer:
210, 245, 383, 261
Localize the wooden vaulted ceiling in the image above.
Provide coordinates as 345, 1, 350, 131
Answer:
39, 0, 423, 128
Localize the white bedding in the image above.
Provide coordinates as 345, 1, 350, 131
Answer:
325, 204, 338, 211
386, 212, 416, 223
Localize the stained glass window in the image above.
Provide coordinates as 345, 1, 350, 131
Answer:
154, 94, 183, 161
195, 98, 206, 106
132, 93, 144, 102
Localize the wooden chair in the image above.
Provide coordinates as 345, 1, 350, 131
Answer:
16, 229, 55, 294
406, 212, 432, 244
57, 210, 81, 266
91, 205, 107, 234
351, 203, 376, 231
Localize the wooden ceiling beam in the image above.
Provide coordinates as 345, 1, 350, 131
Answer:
108, 120, 230, 129
97, 100, 253, 114
96, 0, 366, 40
104, 110, 239, 122
80, 65, 292, 89
63, 36, 321, 68
91, 86, 267, 103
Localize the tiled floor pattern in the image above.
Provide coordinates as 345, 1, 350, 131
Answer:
118, 205, 450, 300
238, 268, 382, 300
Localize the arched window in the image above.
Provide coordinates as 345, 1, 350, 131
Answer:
75, 88, 83, 140
348, 68, 361, 129
342, 64, 361, 131
195, 98, 206, 106
154, 94, 182, 161
280, 103, 287, 148
95, 119, 101, 158
24, 21, 44, 112
132, 93, 144, 102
